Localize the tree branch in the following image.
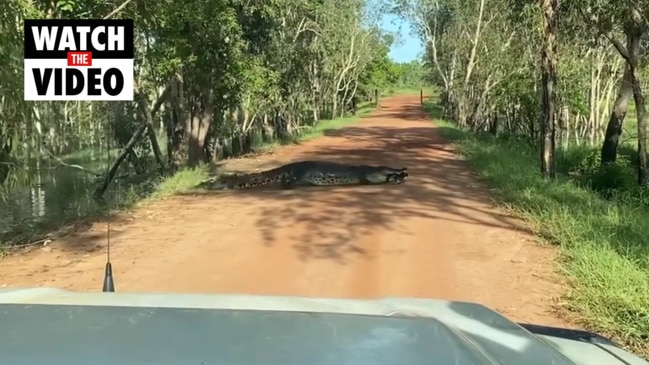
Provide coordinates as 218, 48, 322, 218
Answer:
43, 148, 101, 177
578, 7, 630, 60
103, 0, 135, 19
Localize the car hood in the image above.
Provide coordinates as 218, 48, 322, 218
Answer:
0, 287, 645, 365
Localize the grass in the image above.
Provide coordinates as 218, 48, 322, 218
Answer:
0, 99, 382, 249
423, 101, 649, 358
382, 86, 434, 97
252, 101, 376, 153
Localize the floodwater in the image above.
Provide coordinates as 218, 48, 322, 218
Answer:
0, 150, 125, 242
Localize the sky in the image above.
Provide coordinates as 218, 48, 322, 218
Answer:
380, 13, 423, 63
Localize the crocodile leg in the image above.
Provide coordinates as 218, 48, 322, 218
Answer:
280, 175, 298, 189
289, 170, 327, 187
279, 171, 316, 189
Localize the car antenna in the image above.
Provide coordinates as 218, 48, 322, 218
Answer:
101, 129, 115, 293
102, 220, 115, 292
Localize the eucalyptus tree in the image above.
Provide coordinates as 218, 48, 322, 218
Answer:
579, 0, 649, 186
397, 0, 647, 181
394, 0, 526, 129
539, 0, 559, 178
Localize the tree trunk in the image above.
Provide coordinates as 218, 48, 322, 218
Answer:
94, 88, 170, 199
631, 71, 647, 185
187, 100, 213, 167
167, 77, 189, 171
626, 27, 647, 185
539, 0, 558, 179
0, 137, 12, 186
614, 23, 646, 185
135, 89, 168, 172
600, 65, 633, 164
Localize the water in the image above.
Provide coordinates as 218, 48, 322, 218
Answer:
0, 150, 129, 243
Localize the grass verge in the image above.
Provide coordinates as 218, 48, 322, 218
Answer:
422, 101, 649, 358
382, 86, 435, 97
251, 101, 376, 153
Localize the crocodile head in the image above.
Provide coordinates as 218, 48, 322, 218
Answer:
365, 166, 409, 184
384, 167, 409, 184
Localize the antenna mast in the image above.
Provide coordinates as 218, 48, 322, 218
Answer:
102, 118, 115, 292
102, 220, 115, 292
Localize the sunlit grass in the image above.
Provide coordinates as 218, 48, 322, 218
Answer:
423, 101, 649, 358
381, 86, 434, 97
148, 166, 211, 200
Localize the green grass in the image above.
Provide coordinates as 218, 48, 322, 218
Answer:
423, 101, 649, 357
146, 165, 211, 200
381, 86, 434, 97
253, 102, 376, 153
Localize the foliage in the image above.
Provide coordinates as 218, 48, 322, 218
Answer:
396, 0, 649, 355
0, 0, 415, 245
429, 102, 649, 357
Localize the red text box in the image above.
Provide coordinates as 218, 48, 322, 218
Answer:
67, 52, 92, 66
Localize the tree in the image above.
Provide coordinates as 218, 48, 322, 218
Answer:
0, 0, 393, 191
574, 0, 649, 184
539, 0, 558, 178
1, 0, 409, 242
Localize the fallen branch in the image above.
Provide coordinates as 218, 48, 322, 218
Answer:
43, 148, 102, 177
93, 123, 148, 200
93, 85, 171, 200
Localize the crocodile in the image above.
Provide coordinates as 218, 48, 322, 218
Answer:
218, 160, 409, 190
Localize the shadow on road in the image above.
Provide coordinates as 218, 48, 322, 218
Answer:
190, 100, 532, 263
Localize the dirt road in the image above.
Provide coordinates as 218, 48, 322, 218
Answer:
0, 94, 567, 326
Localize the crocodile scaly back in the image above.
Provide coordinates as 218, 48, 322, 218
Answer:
214, 161, 408, 189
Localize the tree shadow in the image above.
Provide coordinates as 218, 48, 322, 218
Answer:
211, 99, 534, 263
58, 214, 129, 254
0, 212, 128, 258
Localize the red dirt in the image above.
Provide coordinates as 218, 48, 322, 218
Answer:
0, 94, 569, 326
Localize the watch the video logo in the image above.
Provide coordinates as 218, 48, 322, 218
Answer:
23, 19, 134, 101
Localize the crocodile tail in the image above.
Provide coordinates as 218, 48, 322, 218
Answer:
227, 167, 290, 189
